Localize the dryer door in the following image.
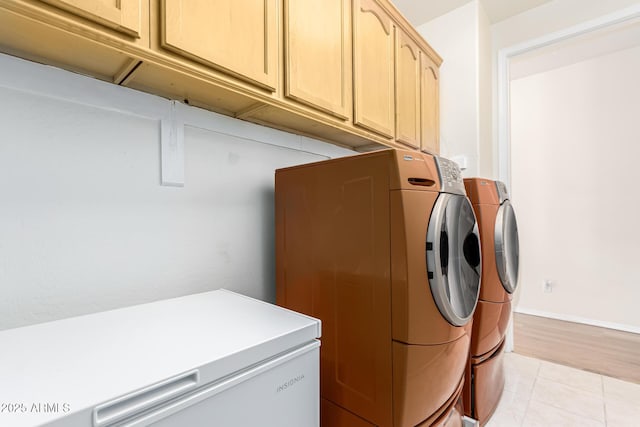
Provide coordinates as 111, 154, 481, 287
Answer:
426, 194, 482, 326
495, 200, 519, 293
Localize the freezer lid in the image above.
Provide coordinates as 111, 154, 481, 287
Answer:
0, 290, 320, 427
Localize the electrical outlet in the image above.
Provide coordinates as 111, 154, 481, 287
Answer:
543, 279, 553, 293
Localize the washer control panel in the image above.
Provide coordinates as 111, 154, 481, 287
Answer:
434, 156, 466, 196
495, 180, 510, 203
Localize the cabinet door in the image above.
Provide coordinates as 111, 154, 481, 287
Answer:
353, 0, 394, 138
421, 52, 440, 154
395, 29, 420, 148
40, 0, 141, 37
285, 0, 351, 119
161, 0, 278, 91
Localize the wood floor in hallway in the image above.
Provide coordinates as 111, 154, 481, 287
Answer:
513, 312, 640, 384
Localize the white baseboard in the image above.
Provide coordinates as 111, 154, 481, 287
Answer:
514, 307, 640, 335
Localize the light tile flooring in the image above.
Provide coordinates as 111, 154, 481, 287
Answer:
485, 352, 640, 427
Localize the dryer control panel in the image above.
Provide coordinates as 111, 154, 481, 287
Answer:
495, 180, 510, 204
435, 157, 466, 196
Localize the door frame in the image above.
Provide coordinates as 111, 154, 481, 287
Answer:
496, 4, 640, 351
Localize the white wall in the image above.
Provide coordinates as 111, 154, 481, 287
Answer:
0, 53, 354, 330
510, 46, 640, 331
417, 0, 493, 177
477, 1, 493, 177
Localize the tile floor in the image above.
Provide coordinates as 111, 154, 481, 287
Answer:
485, 352, 640, 427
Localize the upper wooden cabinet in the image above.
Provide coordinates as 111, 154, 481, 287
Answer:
40, 0, 142, 37
284, 0, 351, 120
160, 0, 279, 91
0, 0, 441, 153
395, 28, 420, 149
353, 0, 395, 139
421, 52, 440, 154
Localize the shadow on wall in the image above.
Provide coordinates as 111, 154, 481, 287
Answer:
261, 186, 277, 304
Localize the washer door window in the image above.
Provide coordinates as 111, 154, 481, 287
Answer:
426, 194, 482, 326
495, 200, 519, 293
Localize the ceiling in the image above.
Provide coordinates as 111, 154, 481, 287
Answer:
393, 0, 553, 26
392, 1, 640, 80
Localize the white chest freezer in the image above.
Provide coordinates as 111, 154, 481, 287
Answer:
0, 290, 321, 427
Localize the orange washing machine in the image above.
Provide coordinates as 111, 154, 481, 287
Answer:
462, 178, 519, 425
275, 149, 482, 426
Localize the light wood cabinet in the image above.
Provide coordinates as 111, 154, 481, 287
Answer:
353, 0, 395, 139
160, 0, 278, 91
40, 0, 142, 37
0, 0, 441, 153
421, 52, 440, 154
395, 28, 420, 149
284, 0, 351, 119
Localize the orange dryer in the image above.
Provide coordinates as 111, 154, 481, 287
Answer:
276, 149, 482, 426
462, 178, 519, 425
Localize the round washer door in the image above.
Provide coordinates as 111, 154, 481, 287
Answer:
426, 193, 482, 326
495, 200, 519, 293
